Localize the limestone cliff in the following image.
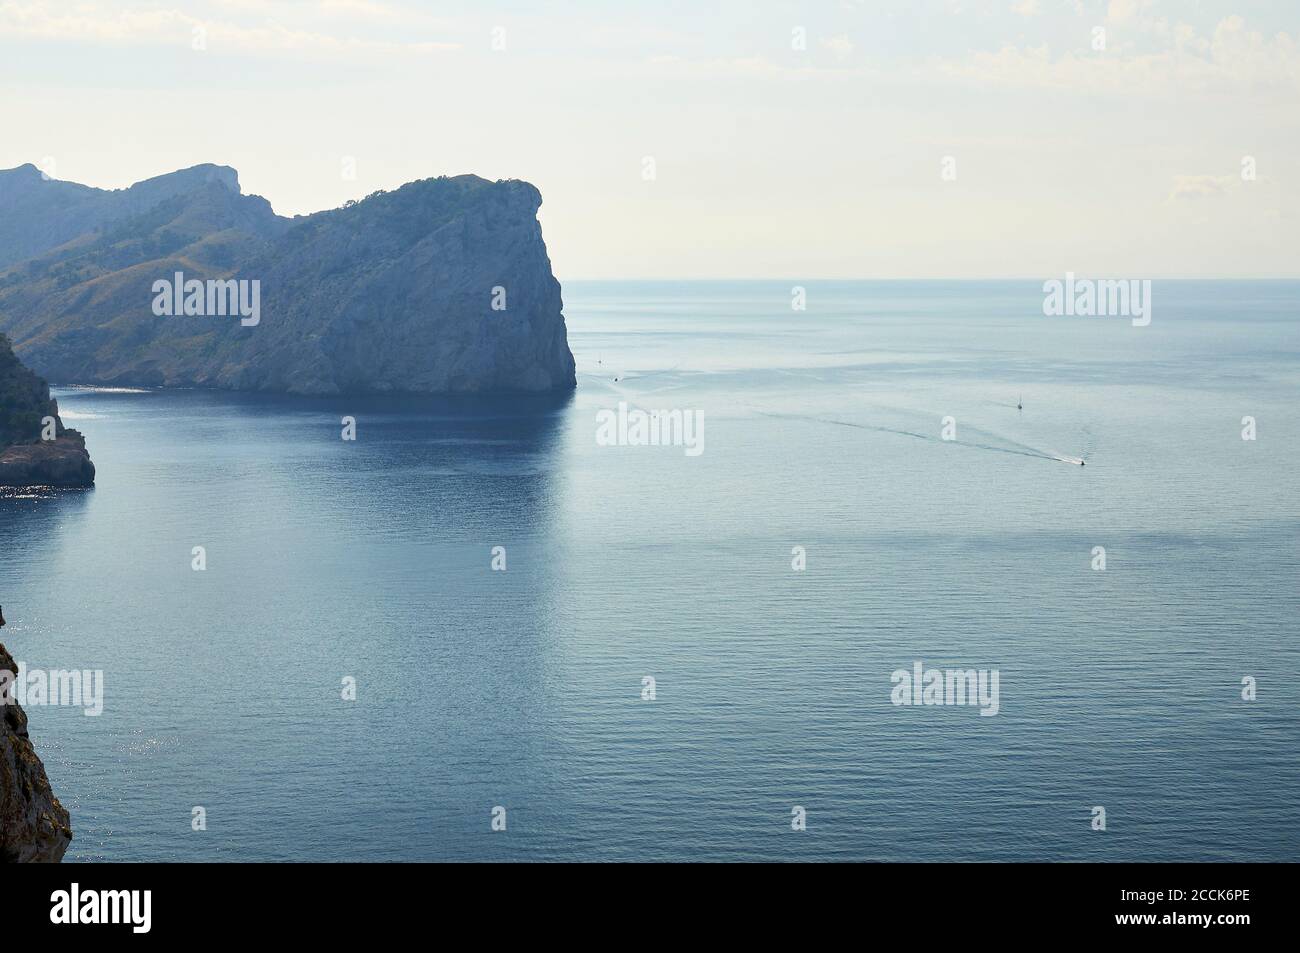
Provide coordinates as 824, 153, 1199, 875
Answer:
0, 166, 577, 396
0, 641, 72, 862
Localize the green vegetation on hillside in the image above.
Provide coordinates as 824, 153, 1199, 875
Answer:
0, 332, 53, 448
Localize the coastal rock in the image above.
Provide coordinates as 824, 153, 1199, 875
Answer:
0, 641, 73, 862
0, 333, 95, 488
0, 430, 96, 488
0, 166, 576, 395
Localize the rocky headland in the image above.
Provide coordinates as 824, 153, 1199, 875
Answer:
0, 164, 576, 395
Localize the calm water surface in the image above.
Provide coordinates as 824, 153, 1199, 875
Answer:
2, 280, 1297, 861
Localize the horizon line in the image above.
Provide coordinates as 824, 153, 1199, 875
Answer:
557, 276, 1300, 282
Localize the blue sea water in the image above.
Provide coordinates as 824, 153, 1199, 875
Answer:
2, 280, 1298, 862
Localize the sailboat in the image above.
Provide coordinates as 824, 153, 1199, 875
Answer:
1016, 394, 1022, 411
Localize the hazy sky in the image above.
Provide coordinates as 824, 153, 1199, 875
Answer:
1, 0, 1297, 278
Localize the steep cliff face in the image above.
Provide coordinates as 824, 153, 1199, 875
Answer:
0, 333, 95, 488
208, 175, 576, 394
0, 166, 576, 395
0, 641, 72, 862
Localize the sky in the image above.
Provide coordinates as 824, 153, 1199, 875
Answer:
1, 0, 1297, 279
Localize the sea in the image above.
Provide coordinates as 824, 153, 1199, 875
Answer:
2, 279, 1297, 861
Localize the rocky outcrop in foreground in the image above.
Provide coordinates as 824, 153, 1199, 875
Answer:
0, 164, 577, 395
0, 333, 94, 488
0, 429, 96, 488
0, 641, 72, 862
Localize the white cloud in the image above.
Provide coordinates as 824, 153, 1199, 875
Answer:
0, 0, 459, 55
1168, 174, 1237, 201
638, 52, 871, 81
820, 34, 854, 58
926, 16, 1300, 96
1106, 0, 1150, 24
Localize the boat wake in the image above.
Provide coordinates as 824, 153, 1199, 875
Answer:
758, 411, 1086, 466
